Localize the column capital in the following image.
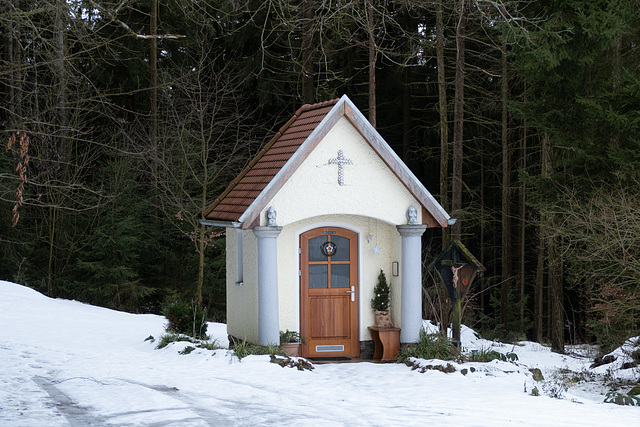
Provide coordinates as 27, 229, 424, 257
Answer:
253, 226, 283, 238
396, 224, 428, 237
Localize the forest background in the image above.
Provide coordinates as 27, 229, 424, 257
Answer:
2, 0, 639, 354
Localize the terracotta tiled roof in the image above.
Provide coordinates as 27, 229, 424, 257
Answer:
203, 98, 340, 223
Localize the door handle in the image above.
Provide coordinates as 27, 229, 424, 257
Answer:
345, 285, 355, 302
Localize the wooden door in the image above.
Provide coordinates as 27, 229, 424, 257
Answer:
300, 227, 359, 358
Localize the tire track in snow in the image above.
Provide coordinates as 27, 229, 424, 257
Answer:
117, 379, 240, 426
35, 376, 219, 426
33, 376, 105, 426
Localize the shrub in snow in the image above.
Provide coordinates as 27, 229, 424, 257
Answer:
155, 333, 221, 351
529, 368, 544, 382
156, 334, 187, 349
604, 392, 640, 406
179, 346, 196, 355
233, 340, 282, 360
542, 379, 569, 399
163, 300, 208, 339
397, 330, 455, 362
405, 362, 456, 373
475, 347, 518, 363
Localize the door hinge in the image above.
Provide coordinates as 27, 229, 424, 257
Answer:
298, 247, 301, 254
298, 269, 302, 277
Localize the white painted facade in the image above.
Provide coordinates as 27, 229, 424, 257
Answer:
225, 117, 417, 343
277, 215, 403, 341
257, 117, 422, 228
225, 229, 259, 342
210, 95, 452, 349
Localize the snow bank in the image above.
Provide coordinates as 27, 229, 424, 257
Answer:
1, 281, 639, 426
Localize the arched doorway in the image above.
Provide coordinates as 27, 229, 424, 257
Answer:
299, 227, 359, 358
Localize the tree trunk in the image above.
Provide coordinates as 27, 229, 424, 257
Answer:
611, 35, 621, 149
500, 41, 511, 330
54, 0, 66, 128
54, 0, 68, 167
534, 132, 552, 344
540, 132, 564, 352
150, 0, 158, 183
302, 0, 314, 104
452, 296, 462, 348
451, 0, 466, 241
48, 207, 57, 297
519, 96, 528, 329
197, 223, 205, 305
479, 142, 486, 322
403, 66, 410, 160
402, 6, 410, 161
197, 137, 209, 306
534, 212, 545, 343
436, 0, 450, 248
367, 0, 376, 128
47, 0, 68, 298
545, 132, 564, 352
6, 0, 22, 125
6, 1, 14, 120
548, 217, 564, 353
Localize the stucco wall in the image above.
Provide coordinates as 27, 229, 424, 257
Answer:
258, 116, 421, 227
225, 228, 259, 343
227, 214, 407, 343
277, 214, 404, 341
227, 115, 423, 344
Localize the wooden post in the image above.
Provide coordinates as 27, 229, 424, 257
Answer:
452, 296, 462, 348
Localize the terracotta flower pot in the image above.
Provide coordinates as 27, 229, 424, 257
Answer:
281, 342, 300, 357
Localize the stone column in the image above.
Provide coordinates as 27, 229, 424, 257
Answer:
397, 214, 428, 343
254, 225, 282, 346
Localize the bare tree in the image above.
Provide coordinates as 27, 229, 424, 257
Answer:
450, 0, 466, 241
366, 0, 377, 127
154, 42, 260, 305
540, 133, 564, 352
436, 0, 450, 248
1, 0, 138, 297
301, 0, 315, 104
500, 40, 512, 330
555, 182, 640, 350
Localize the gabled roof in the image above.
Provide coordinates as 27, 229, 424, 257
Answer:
202, 95, 452, 229
202, 99, 338, 226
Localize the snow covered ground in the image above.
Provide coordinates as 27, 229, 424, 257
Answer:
1, 280, 638, 426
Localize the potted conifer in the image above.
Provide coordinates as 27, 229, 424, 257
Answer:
371, 269, 393, 328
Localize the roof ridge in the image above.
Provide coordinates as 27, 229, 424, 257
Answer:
295, 98, 340, 116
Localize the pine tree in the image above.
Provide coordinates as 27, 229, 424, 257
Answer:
371, 269, 390, 312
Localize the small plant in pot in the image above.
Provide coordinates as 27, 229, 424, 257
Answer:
371, 269, 393, 328
280, 330, 303, 357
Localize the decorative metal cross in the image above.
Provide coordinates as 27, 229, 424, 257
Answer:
328, 150, 353, 186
